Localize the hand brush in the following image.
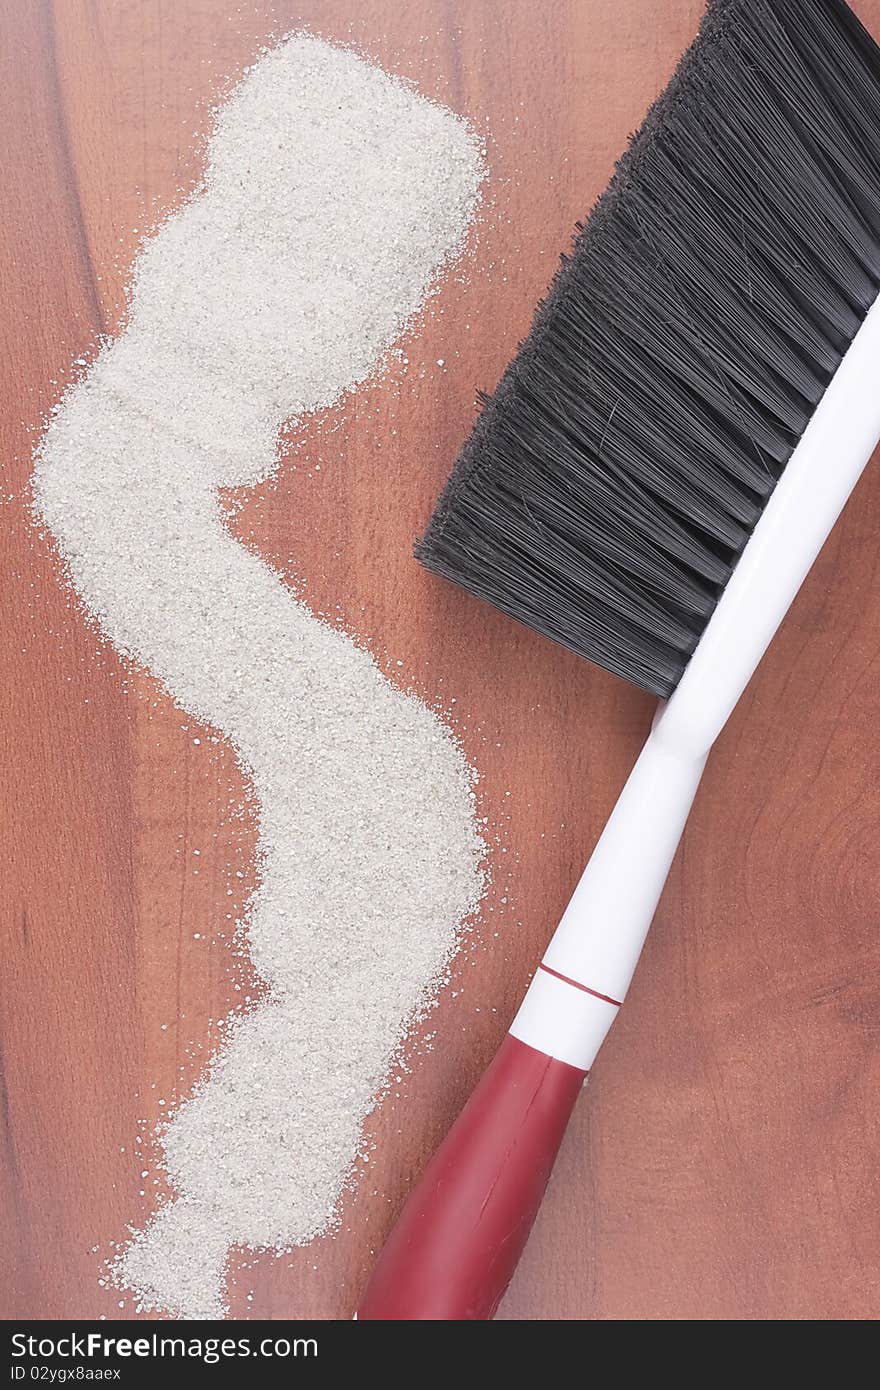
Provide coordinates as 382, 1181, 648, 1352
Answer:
358, 0, 880, 1320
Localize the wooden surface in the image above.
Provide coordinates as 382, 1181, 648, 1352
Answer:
1, 0, 879, 1322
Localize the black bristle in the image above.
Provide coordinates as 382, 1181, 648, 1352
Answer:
416, 0, 880, 698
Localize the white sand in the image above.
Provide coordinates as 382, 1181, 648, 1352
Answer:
33, 33, 485, 1318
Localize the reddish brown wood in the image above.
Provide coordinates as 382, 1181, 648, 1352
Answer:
1, 0, 879, 1321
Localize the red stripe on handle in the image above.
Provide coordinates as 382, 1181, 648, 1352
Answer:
538, 962, 623, 1007
357, 1034, 586, 1320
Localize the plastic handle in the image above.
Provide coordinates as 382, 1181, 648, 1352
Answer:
357, 1034, 586, 1320
509, 719, 708, 1069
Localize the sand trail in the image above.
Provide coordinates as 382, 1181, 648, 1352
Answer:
34, 35, 485, 1318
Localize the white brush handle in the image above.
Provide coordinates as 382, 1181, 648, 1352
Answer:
510, 716, 707, 1069
512, 288, 880, 1070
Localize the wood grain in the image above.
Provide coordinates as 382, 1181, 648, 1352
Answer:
1, 0, 879, 1321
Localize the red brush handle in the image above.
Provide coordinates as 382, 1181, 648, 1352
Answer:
357, 1034, 586, 1320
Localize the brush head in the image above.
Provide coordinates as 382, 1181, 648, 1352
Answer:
417, 0, 880, 698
